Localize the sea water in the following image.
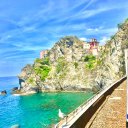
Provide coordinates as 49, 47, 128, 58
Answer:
0, 76, 93, 128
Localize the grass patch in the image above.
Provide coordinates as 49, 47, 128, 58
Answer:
34, 65, 51, 81
35, 57, 50, 65
74, 62, 78, 69
27, 77, 34, 84
84, 55, 97, 70
56, 57, 66, 73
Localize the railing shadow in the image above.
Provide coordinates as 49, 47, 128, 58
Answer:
55, 76, 126, 128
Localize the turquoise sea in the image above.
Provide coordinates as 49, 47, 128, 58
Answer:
0, 76, 93, 128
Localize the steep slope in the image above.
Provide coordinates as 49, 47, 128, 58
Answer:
18, 36, 98, 93
94, 19, 128, 90
18, 19, 128, 94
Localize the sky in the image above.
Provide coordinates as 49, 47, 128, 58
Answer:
0, 0, 128, 77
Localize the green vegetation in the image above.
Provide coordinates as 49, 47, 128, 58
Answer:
34, 57, 51, 81
56, 57, 66, 73
59, 72, 67, 79
110, 35, 115, 40
74, 62, 78, 69
84, 55, 97, 70
117, 19, 128, 29
96, 59, 102, 65
42, 57, 50, 65
34, 65, 51, 81
122, 40, 128, 49
100, 51, 106, 58
110, 47, 115, 55
117, 23, 123, 29
35, 58, 42, 63
119, 55, 125, 74
35, 57, 50, 65
27, 77, 34, 84
125, 18, 128, 22
84, 55, 96, 62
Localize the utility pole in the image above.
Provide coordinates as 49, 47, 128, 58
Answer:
125, 49, 128, 128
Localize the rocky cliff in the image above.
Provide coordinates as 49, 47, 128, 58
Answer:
18, 19, 128, 94
94, 19, 128, 91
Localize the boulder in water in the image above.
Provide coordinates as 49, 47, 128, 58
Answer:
11, 124, 20, 128
11, 87, 21, 94
12, 87, 18, 91
0, 90, 7, 95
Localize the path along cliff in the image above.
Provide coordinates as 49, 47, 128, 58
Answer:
86, 80, 126, 128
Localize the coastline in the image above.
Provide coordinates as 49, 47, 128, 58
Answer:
12, 88, 93, 96
0, 79, 93, 128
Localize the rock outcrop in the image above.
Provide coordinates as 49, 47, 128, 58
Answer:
18, 19, 128, 94
94, 19, 128, 90
0, 90, 7, 95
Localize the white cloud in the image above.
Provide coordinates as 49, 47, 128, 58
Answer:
22, 46, 49, 51
87, 27, 100, 32
99, 36, 110, 45
69, 7, 113, 21
85, 27, 118, 36
79, 37, 87, 41
80, 0, 98, 12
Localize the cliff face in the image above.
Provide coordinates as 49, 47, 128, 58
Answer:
49, 36, 84, 62
18, 19, 128, 94
94, 19, 128, 90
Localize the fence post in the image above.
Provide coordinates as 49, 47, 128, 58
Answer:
125, 49, 128, 128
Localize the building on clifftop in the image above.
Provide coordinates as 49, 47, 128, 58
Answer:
82, 38, 99, 56
82, 41, 90, 49
89, 38, 99, 56
40, 50, 48, 59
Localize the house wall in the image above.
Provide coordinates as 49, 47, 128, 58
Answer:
40, 50, 48, 59
83, 43, 90, 49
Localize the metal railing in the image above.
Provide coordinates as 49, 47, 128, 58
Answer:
55, 76, 126, 128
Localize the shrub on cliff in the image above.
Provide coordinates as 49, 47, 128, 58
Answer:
74, 62, 78, 69
42, 57, 50, 65
84, 55, 96, 62
34, 65, 51, 81
35, 57, 50, 65
117, 23, 123, 29
27, 77, 34, 84
35, 58, 42, 63
56, 57, 66, 73
84, 55, 96, 70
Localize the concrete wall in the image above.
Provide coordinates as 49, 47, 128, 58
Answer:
70, 77, 126, 128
